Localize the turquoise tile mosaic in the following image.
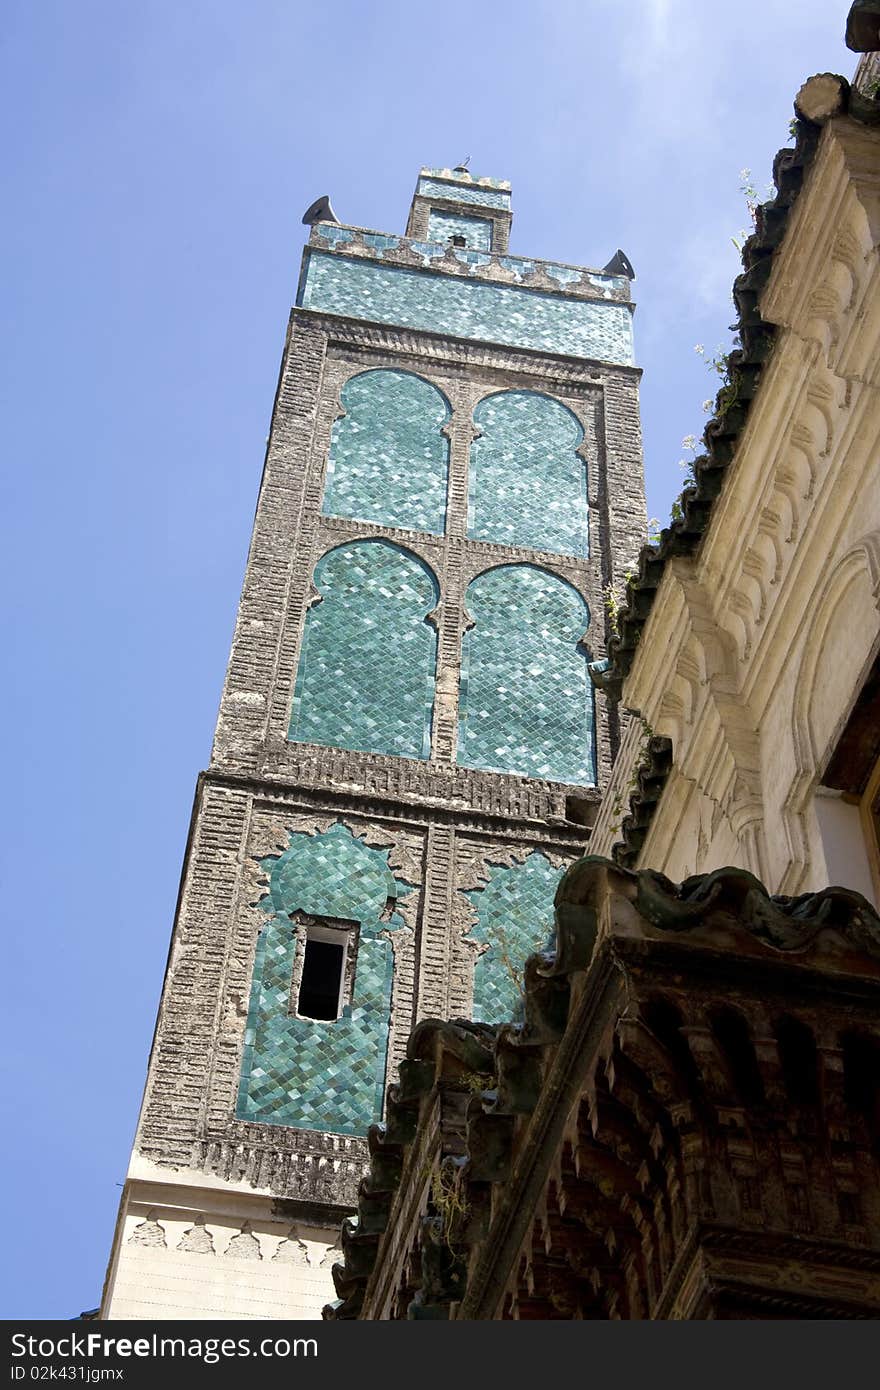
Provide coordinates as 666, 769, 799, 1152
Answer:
500, 256, 534, 277
288, 539, 438, 760
236, 824, 411, 1135
453, 248, 492, 269
422, 169, 509, 190
426, 211, 493, 251
458, 564, 596, 785
406, 241, 448, 265
299, 252, 635, 365
417, 177, 510, 210
546, 264, 583, 285
465, 853, 563, 1024
313, 226, 354, 247
468, 391, 589, 557
363, 233, 400, 251
322, 370, 450, 534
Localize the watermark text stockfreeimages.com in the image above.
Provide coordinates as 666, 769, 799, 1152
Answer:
10, 1333, 316, 1368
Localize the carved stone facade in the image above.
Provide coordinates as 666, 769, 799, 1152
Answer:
591, 93, 880, 910
330, 858, 880, 1320
100, 167, 646, 1319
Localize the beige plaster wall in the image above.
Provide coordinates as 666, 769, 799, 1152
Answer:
606, 116, 880, 905
102, 1178, 339, 1321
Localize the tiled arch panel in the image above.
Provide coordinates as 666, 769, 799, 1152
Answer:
468, 390, 589, 558
465, 852, 564, 1023
236, 823, 411, 1135
288, 539, 439, 760
457, 563, 596, 785
321, 368, 450, 535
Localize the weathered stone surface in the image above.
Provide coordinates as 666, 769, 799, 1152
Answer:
102, 169, 647, 1321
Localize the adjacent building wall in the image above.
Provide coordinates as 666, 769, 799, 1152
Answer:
592, 115, 880, 908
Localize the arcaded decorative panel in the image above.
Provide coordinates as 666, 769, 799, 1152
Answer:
426, 211, 493, 251
465, 853, 563, 1023
236, 824, 411, 1135
468, 391, 588, 557
299, 252, 635, 364
416, 177, 510, 209
288, 540, 438, 760
458, 565, 595, 785
322, 370, 450, 534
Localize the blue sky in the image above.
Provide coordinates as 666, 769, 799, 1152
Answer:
1, 1, 852, 1318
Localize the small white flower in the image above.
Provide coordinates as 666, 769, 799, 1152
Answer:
702, 398, 713, 412
694, 343, 704, 355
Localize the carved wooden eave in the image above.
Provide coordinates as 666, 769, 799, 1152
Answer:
325, 857, 880, 1319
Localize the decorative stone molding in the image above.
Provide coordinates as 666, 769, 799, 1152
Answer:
779, 534, 880, 891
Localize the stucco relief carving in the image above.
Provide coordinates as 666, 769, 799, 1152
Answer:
763, 121, 880, 388
128, 1212, 167, 1248
645, 349, 867, 876
273, 1229, 310, 1264
757, 504, 785, 585
178, 1216, 215, 1254
779, 534, 880, 892
725, 373, 828, 643
721, 403, 818, 660
225, 1222, 262, 1259
641, 561, 767, 878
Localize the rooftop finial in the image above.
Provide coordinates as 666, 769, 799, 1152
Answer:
453, 155, 471, 172
301, 194, 339, 226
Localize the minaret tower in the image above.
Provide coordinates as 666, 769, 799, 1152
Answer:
100, 167, 646, 1319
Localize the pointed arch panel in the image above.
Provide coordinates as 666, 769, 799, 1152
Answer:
465, 852, 564, 1024
289, 539, 438, 760
457, 564, 595, 784
468, 390, 588, 556
236, 824, 411, 1135
322, 369, 450, 534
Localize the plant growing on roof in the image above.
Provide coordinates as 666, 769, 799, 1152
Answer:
430, 1158, 470, 1249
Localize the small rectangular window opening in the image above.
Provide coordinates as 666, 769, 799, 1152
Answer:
298, 936, 346, 1021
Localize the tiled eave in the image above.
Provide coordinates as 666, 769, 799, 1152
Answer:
611, 734, 673, 869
